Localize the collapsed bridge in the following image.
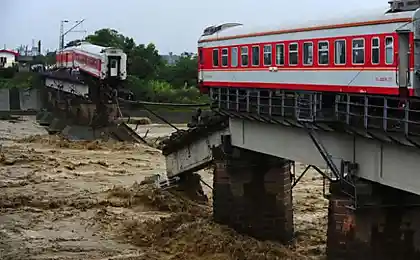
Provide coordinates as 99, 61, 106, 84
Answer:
159, 1, 420, 259
36, 42, 144, 142
33, 3, 420, 257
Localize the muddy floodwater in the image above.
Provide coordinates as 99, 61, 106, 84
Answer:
0, 116, 327, 260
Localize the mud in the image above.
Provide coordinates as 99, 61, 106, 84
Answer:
0, 116, 328, 260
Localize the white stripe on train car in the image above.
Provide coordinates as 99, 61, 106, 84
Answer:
198, 22, 409, 48
201, 69, 410, 88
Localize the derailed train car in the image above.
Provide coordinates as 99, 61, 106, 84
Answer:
56, 42, 127, 81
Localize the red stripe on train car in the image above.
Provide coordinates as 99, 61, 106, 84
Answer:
201, 67, 404, 72
202, 81, 415, 96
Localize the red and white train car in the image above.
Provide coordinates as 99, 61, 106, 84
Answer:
56, 42, 127, 81
197, 4, 420, 98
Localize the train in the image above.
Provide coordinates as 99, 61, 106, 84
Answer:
55, 42, 127, 81
38, 42, 130, 132
197, 1, 420, 100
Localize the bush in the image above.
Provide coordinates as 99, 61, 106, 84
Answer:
126, 76, 208, 104
0, 67, 17, 79
0, 71, 41, 89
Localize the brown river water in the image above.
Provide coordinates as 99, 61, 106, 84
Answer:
0, 116, 327, 260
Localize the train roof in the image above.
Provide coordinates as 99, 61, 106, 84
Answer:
199, 8, 414, 43
61, 42, 122, 57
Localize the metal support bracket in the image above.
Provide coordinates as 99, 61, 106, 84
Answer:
301, 122, 358, 208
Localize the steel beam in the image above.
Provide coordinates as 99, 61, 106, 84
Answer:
229, 118, 420, 196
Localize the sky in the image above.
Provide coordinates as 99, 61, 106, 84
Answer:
1, 0, 390, 54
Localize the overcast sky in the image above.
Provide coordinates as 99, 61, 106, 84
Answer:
1, 0, 389, 54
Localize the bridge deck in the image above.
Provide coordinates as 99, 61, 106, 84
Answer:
230, 118, 420, 196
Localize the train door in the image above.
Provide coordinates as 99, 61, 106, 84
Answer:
197, 47, 209, 93
65, 53, 69, 67
198, 48, 204, 82
413, 9, 420, 97
396, 30, 411, 98
107, 56, 121, 78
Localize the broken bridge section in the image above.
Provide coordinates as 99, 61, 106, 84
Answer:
162, 88, 420, 258
162, 121, 295, 243
36, 109, 146, 143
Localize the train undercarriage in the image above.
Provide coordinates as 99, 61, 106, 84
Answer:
159, 87, 420, 259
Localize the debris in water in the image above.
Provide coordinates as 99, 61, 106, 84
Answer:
107, 182, 309, 260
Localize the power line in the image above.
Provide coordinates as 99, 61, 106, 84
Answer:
117, 98, 210, 107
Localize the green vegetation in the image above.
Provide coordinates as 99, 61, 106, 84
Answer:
1, 28, 207, 104
0, 67, 40, 89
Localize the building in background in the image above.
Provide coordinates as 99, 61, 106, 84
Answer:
16, 41, 42, 57
161, 52, 180, 65
0, 50, 19, 68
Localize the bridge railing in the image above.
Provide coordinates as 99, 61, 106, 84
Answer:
209, 87, 420, 146
335, 94, 420, 137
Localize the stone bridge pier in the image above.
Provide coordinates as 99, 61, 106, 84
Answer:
212, 148, 294, 243
211, 147, 420, 259
327, 181, 420, 260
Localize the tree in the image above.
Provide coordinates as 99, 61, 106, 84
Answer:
85, 28, 125, 48
123, 37, 136, 55
44, 52, 56, 65
85, 28, 136, 54
159, 54, 197, 88
128, 43, 163, 80
84, 29, 162, 79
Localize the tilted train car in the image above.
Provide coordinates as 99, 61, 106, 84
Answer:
56, 42, 127, 81
197, 2, 420, 99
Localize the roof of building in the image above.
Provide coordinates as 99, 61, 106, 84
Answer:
0, 49, 19, 56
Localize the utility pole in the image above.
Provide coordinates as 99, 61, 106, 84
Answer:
59, 20, 69, 52
58, 19, 86, 51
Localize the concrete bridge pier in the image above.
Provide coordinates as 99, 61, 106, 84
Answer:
212, 148, 294, 242
327, 181, 420, 260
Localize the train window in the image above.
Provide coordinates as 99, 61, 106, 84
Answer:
303, 42, 313, 65
199, 49, 204, 65
289, 43, 298, 65
263, 45, 272, 66
334, 40, 346, 65
252, 46, 260, 66
352, 38, 365, 64
221, 48, 229, 67
385, 37, 394, 64
231, 47, 238, 67
318, 41, 329, 65
276, 44, 285, 65
372, 37, 380, 65
213, 49, 219, 67
111, 60, 117, 68
241, 47, 249, 66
